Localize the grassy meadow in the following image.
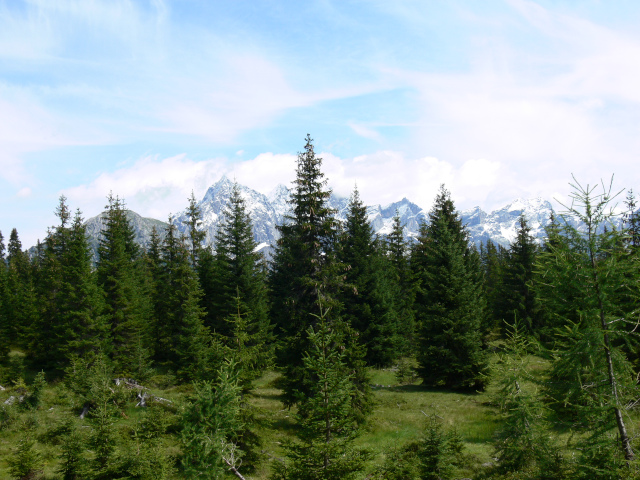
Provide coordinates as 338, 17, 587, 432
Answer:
0, 353, 553, 479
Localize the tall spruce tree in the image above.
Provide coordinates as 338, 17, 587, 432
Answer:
411, 185, 488, 391
337, 187, 400, 367
185, 191, 207, 267
32, 198, 107, 373
0, 231, 8, 363
31, 197, 69, 370
209, 184, 271, 333
206, 182, 273, 386
536, 178, 639, 466
269, 135, 341, 402
61, 210, 108, 361
624, 189, 640, 250
5, 228, 39, 351
97, 194, 152, 378
501, 214, 539, 336
385, 213, 416, 356
269, 135, 369, 413
155, 220, 213, 381
480, 238, 508, 337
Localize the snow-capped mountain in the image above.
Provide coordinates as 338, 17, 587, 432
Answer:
173, 176, 282, 246
75, 177, 636, 262
461, 197, 554, 246
170, 176, 556, 250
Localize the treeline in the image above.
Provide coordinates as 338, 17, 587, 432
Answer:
1, 136, 640, 478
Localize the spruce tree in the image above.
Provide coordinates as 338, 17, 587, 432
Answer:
31, 197, 68, 370
480, 238, 508, 337
272, 305, 367, 480
624, 189, 640, 250
208, 182, 273, 375
411, 185, 488, 391
97, 194, 152, 378
501, 214, 539, 336
5, 228, 39, 351
181, 359, 244, 479
185, 191, 207, 267
385, 213, 416, 356
61, 210, 108, 361
155, 220, 212, 381
536, 177, 639, 465
0, 231, 9, 363
32, 198, 107, 373
337, 187, 400, 367
269, 135, 368, 409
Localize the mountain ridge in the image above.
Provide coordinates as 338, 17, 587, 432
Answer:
77, 177, 580, 257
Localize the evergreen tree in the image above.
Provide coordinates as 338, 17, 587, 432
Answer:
207, 182, 273, 377
536, 177, 639, 465
181, 359, 244, 479
272, 305, 367, 480
155, 220, 213, 381
411, 185, 488, 391
373, 417, 465, 480
0, 231, 9, 363
57, 423, 88, 480
338, 187, 400, 366
32, 198, 107, 373
480, 238, 508, 337
624, 189, 640, 250
7, 434, 42, 480
185, 191, 207, 267
61, 210, 108, 361
385, 212, 416, 356
269, 135, 369, 411
5, 228, 39, 350
31, 197, 68, 370
501, 214, 539, 336
491, 321, 563, 477
97, 194, 152, 378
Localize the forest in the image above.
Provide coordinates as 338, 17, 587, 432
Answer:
1, 135, 640, 479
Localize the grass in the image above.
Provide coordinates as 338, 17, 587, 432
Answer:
0, 358, 513, 479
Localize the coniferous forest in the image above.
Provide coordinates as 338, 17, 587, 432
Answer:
2, 135, 640, 479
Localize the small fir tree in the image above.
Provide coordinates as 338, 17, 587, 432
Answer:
181, 359, 244, 479
272, 304, 367, 480
7, 434, 42, 480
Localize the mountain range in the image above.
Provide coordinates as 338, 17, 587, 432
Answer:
82, 176, 557, 259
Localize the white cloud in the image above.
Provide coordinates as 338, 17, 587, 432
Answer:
16, 187, 32, 198
61, 150, 510, 222
348, 122, 381, 141
63, 154, 227, 219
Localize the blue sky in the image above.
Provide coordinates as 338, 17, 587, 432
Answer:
2, 0, 640, 246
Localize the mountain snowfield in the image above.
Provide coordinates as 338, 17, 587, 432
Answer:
168, 176, 556, 251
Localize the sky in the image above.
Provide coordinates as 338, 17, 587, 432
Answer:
2, 0, 640, 247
